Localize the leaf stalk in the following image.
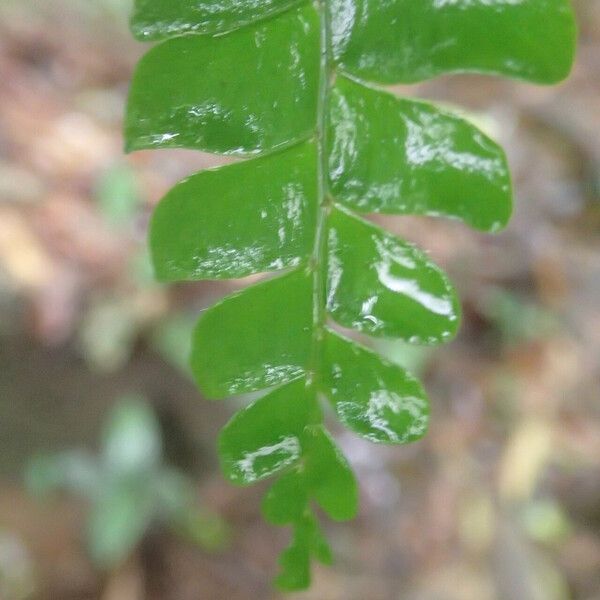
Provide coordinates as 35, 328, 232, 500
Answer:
308, 0, 333, 406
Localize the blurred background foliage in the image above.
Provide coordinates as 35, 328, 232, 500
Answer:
26, 396, 227, 570
0, 0, 599, 598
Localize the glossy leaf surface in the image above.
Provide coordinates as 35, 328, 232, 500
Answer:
262, 471, 308, 525
275, 512, 332, 591
128, 0, 577, 589
322, 330, 429, 443
329, 77, 512, 232
151, 143, 317, 281
191, 270, 312, 398
259, 424, 358, 521
131, 0, 303, 40
218, 380, 313, 484
326, 207, 460, 343
302, 426, 358, 521
329, 0, 577, 84
259, 427, 352, 590
126, 6, 319, 156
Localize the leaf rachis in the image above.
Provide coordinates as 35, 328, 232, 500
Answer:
125, 0, 576, 589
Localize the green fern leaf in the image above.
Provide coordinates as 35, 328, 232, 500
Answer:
125, 0, 576, 590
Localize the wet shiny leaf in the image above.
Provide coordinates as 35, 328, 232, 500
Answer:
131, 0, 303, 40
260, 427, 353, 589
218, 380, 313, 485
275, 513, 332, 591
126, 6, 319, 155
329, 77, 512, 232
326, 207, 460, 343
329, 0, 577, 84
322, 330, 429, 444
262, 470, 308, 525
262, 426, 356, 540
127, 0, 577, 589
303, 425, 358, 521
151, 143, 317, 281
191, 269, 312, 398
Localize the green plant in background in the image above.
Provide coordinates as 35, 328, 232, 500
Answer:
125, 0, 576, 589
483, 288, 561, 349
95, 163, 141, 230
26, 396, 227, 568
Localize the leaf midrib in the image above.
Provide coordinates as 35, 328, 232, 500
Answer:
307, 0, 333, 409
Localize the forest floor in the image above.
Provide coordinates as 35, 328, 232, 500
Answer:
1, 1, 600, 599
